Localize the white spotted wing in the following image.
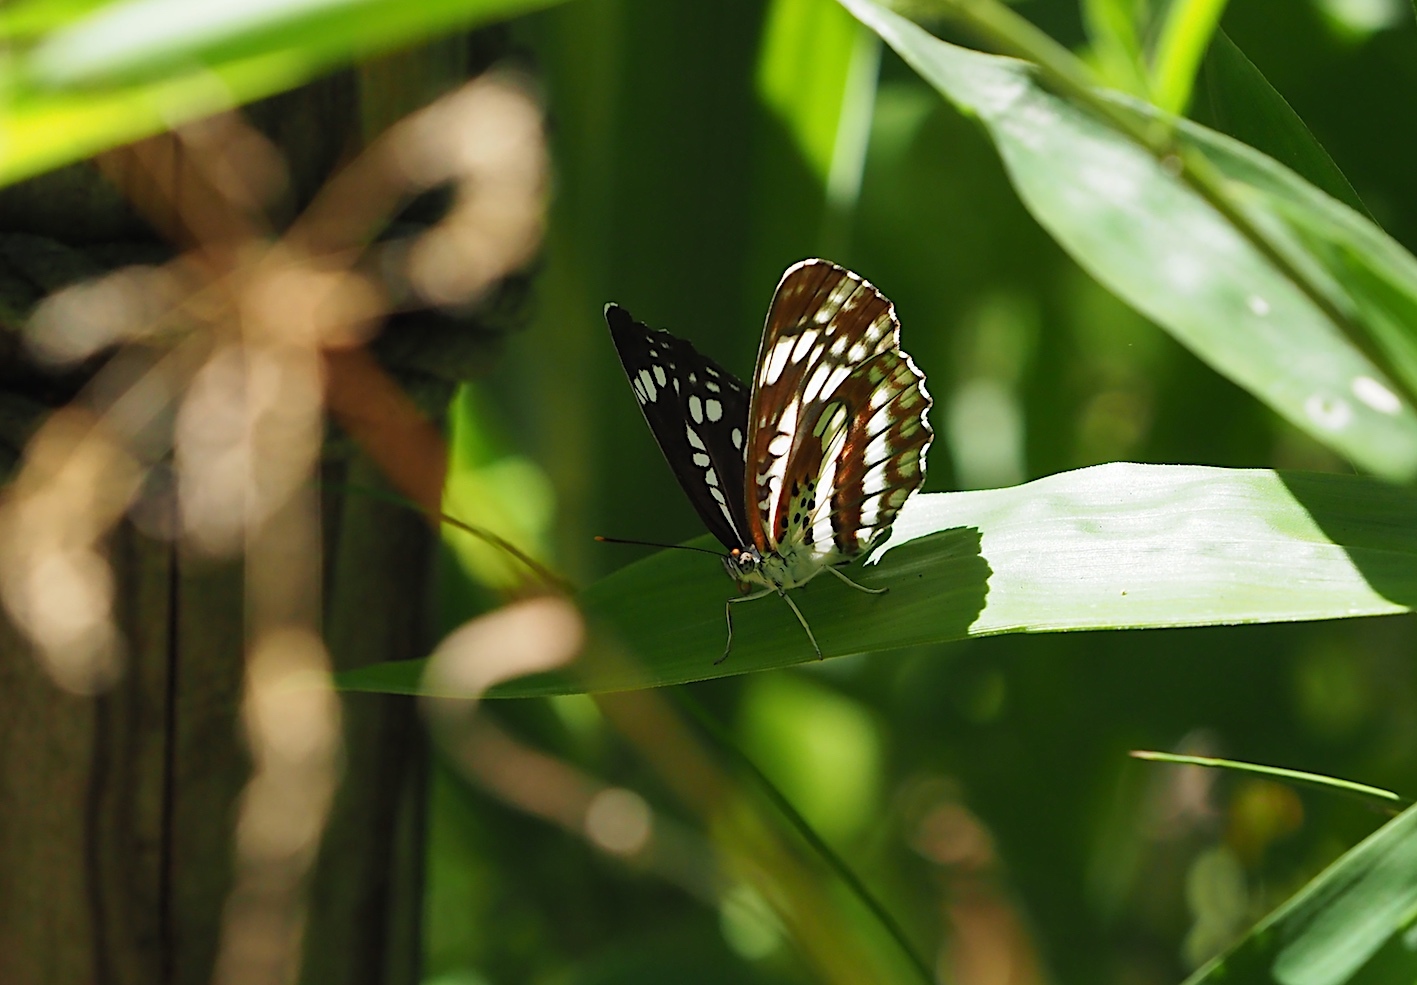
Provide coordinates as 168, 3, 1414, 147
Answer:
744, 260, 932, 563
605, 303, 753, 551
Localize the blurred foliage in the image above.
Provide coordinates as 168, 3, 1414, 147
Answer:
424, 1, 1417, 983
11, 0, 1416, 979
0, 0, 568, 184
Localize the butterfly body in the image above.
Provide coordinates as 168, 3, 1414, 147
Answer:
606, 259, 932, 661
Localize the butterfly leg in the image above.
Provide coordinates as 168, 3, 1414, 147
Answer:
717, 588, 775, 665
824, 564, 888, 595
777, 590, 823, 660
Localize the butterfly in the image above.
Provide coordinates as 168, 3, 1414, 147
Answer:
605, 259, 932, 663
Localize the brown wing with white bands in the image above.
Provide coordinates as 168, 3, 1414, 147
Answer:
744, 259, 932, 560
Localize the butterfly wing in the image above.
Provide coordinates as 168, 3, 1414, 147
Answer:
605, 303, 753, 551
744, 260, 932, 562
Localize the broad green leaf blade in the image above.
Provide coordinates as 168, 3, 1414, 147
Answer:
1166, 110, 1417, 412
1183, 802, 1417, 985
0, 0, 567, 186
1198, 30, 1367, 217
837, 0, 1417, 482
336, 464, 1417, 697
1149, 0, 1228, 114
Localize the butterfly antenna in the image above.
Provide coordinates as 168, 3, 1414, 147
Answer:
594, 535, 728, 558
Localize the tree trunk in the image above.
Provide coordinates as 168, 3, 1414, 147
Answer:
0, 33, 505, 984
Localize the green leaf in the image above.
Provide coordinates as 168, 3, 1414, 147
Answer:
1130, 751, 1408, 809
1149, 0, 1229, 114
1081, 0, 1147, 95
758, 0, 870, 188
1198, 30, 1367, 217
837, 0, 1417, 482
1170, 113, 1417, 415
336, 464, 1417, 697
0, 0, 568, 186
1183, 801, 1417, 985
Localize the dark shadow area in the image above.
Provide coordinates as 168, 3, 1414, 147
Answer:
480, 525, 990, 696
1280, 470, 1417, 610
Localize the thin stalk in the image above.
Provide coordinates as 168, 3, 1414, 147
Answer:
328, 481, 575, 595
674, 689, 935, 985
1132, 750, 1410, 812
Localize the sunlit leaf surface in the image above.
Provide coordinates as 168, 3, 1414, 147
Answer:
337, 463, 1417, 696
837, 0, 1417, 482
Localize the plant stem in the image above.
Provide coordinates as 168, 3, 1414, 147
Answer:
674, 689, 936, 985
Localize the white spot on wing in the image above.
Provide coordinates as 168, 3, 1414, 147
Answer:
866, 431, 891, 465
686, 425, 706, 450
763, 337, 794, 385
792, 329, 819, 362
653, 365, 667, 387
693, 453, 710, 467
870, 382, 894, 410
731, 428, 743, 450
689, 394, 703, 423
866, 401, 893, 436
822, 365, 850, 400
802, 363, 831, 405
638, 369, 656, 401
860, 494, 881, 531
862, 461, 890, 495
706, 398, 723, 422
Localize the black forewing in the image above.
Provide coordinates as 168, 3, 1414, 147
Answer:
605, 303, 752, 551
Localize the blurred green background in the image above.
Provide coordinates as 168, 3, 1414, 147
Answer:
431, 1, 1417, 982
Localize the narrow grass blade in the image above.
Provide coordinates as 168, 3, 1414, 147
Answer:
676, 690, 934, 985
1149, 0, 1229, 114
1130, 751, 1408, 810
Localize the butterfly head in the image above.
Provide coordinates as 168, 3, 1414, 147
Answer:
724, 545, 765, 586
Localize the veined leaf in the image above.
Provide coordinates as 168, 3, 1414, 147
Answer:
337, 463, 1417, 697
836, 0, 1417, 482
